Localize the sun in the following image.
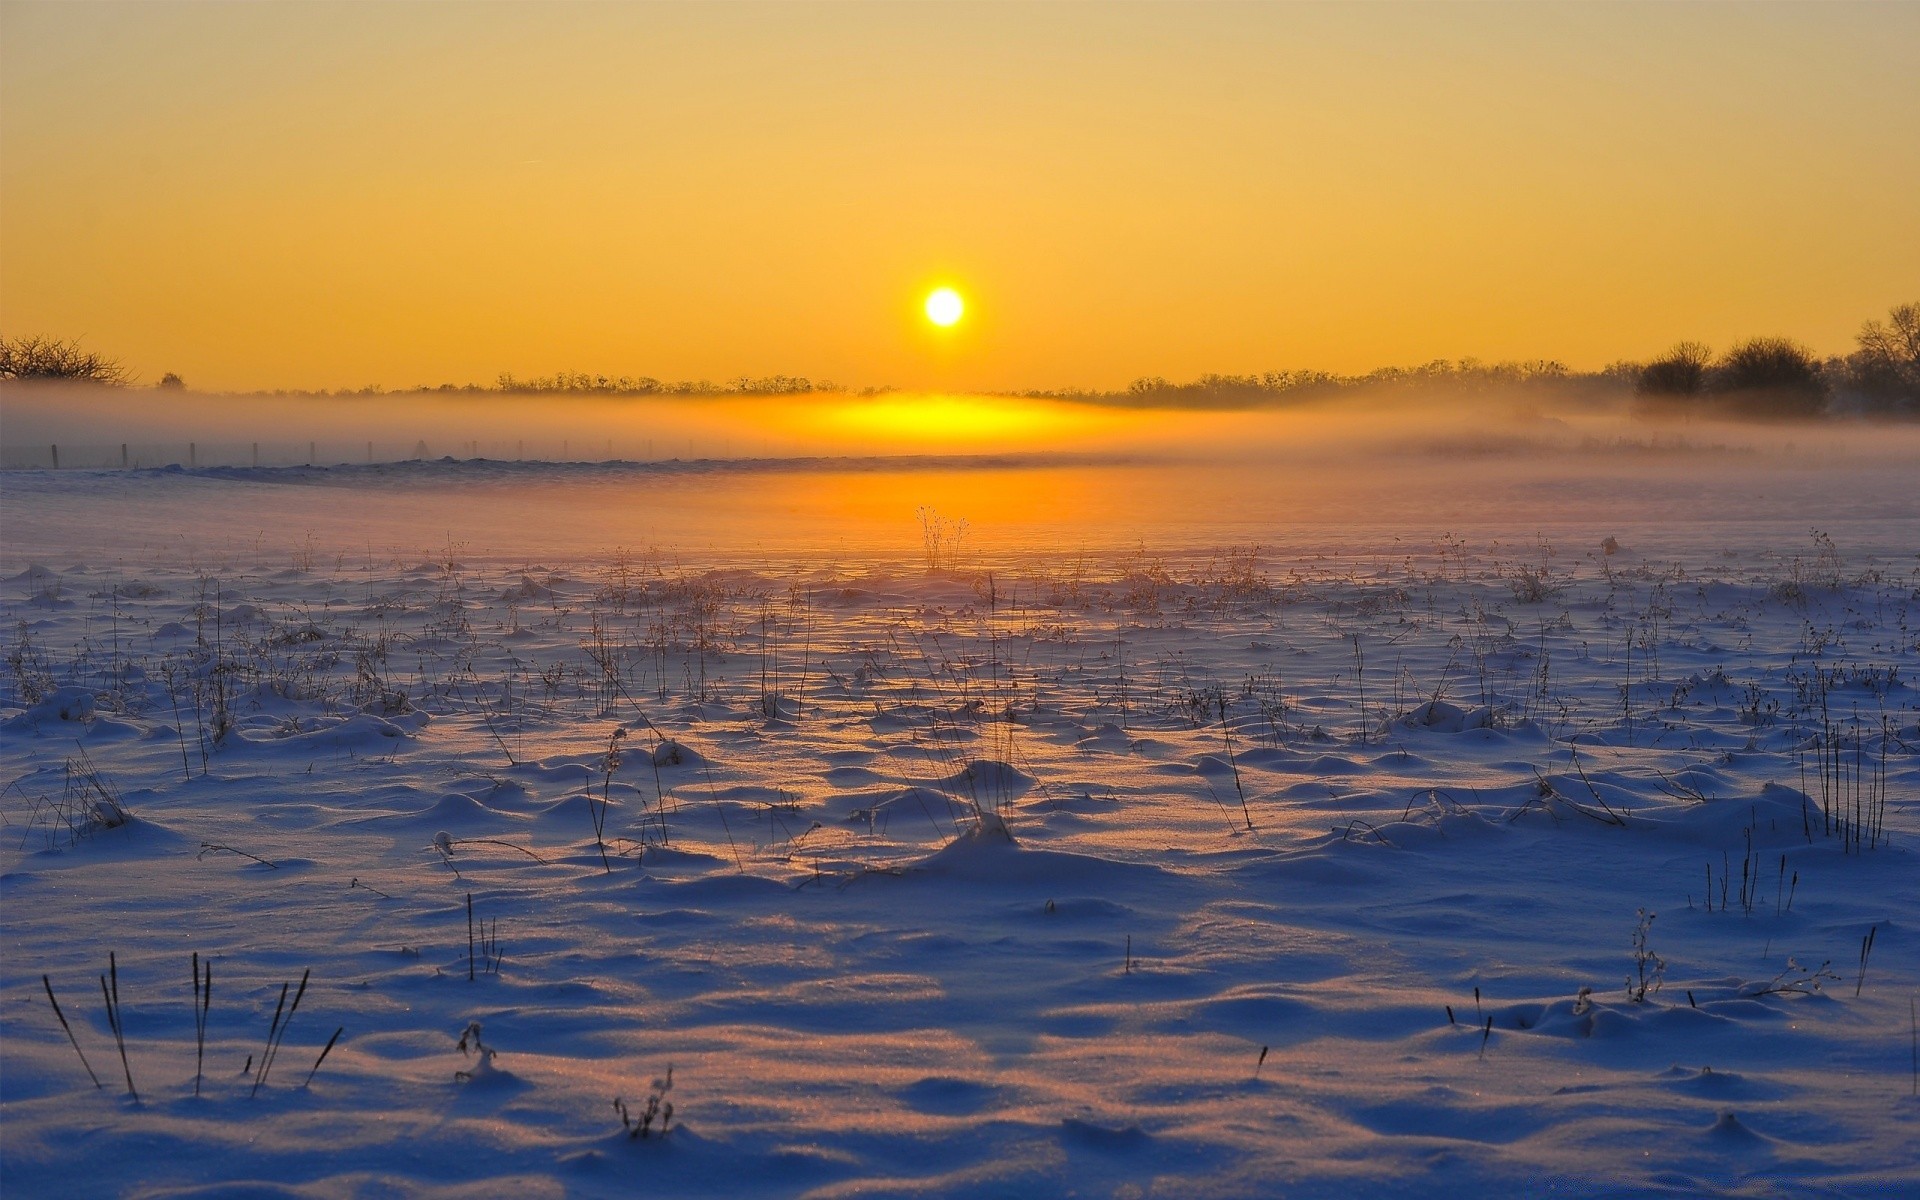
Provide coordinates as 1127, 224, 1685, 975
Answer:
923, 287, 964, 327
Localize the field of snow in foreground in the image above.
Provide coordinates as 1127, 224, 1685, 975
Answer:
2, 459, 1917, 1199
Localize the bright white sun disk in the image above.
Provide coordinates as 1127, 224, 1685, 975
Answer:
924, 288, 964, 327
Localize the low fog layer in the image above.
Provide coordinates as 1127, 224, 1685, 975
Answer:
6, 382, 1920, 470
3, 381, 1917, 569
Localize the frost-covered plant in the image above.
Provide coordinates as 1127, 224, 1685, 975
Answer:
454, 1020, 496, 1081
5, 620, 57, 704
614, 1065, 675, 1140
916, 506, 968, 573
1745, 958, 1840, 998
1627, 909, 1664, 1003
591, 726, 626, 873
1507, 564, 1562, 604
1736, 681, 1778, 727
433, 831, 462, 880
69, 751, 131, 831
465, 893, 502, 979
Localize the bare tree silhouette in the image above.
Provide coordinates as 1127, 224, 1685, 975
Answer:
1634, 341, 1713, 400
1843, 301, 1920, 412
0, 335, 130, 385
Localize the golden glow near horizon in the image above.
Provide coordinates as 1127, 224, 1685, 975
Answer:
2, 3, 1917, 393
924, 288, 965, 328
816, 393, 1119, 450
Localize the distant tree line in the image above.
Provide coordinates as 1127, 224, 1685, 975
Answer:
1633, 302, 1919, 418
6, 300, 1915, 418
490, 372, 829, 396
250, 373, 846, 399
1020, 301, 1919, 419
1030, 359, 1612, 410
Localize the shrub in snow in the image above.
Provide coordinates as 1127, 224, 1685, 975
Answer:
5, 749, 131, 850
614, 1066, 675, 1140
1627, 909, 1664, 1003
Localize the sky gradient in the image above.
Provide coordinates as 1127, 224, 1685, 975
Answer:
3, 1, 1916, 392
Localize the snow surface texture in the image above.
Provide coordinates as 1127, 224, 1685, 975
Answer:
2, 458, 1917, 1198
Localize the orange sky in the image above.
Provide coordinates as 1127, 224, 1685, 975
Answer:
3, 1, 1916, 393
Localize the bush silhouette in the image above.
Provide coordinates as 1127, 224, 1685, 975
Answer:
0, 335, 130, 385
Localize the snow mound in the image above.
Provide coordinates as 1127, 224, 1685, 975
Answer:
936, 759, 1036, 799
3, 685, 97, 729
534, 792, 615, 829
1395, 699, 1495, 733
651, 740, 708, 768
233, 712, 416, 750
374, 792, 517, 830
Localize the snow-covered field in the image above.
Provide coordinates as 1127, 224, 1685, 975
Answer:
3, 453, 1917, 1198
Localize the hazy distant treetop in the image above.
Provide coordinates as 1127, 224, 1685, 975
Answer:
1635, 342, 1713, 397
1706, 337, 1826, 416
490, 371, 822, 396
0, 335, 130, 385
1857, 302, 1920, 365
1033, 359, 1591, 409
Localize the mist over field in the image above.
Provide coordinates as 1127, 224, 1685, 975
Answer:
8, 377, 1920, 466
5, 379, 1917, 572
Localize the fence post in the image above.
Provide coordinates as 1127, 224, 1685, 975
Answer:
121, 444, 129, 468
189, 442, 196, 467
50, 444, 59, 469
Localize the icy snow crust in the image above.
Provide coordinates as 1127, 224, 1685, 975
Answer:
2, 458, 1917, 1198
